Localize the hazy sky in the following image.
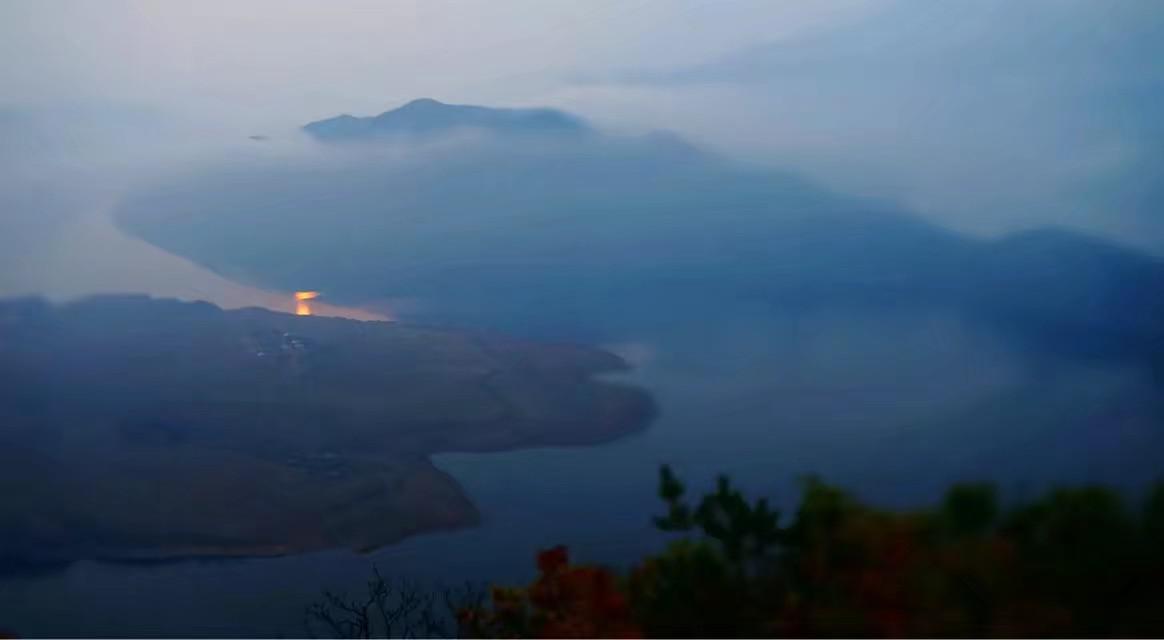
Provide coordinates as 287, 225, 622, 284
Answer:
2, 0, 1162, 250
0, 0, 876, 126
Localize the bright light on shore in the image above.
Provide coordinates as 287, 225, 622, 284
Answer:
294, 291, 320, 315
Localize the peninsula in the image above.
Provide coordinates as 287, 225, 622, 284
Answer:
0, 295, 655, 568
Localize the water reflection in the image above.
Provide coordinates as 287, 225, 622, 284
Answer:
2, 303, 1159, 637
1, 164, 1161, 637
1, 205, 387, 321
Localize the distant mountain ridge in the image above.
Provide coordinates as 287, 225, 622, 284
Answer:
303, 98, 591, 141
120, 101, 1164, 369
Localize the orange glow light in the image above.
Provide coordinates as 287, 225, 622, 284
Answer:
294, 291, 320, 316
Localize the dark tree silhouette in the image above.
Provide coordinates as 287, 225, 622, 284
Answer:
305, 567, 484, 639
312, 467, 1164, 638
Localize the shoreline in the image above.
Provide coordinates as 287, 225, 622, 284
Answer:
0, 295, 657, 572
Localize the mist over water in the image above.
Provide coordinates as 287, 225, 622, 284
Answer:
0, 131, 384, 321
1, 2, 1163, 635
1, 110, 1163, 636
2, 294, 1159, 636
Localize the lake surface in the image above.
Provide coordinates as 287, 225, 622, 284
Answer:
1, 205, 1162, 637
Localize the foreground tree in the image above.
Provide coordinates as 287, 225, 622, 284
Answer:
305, 568, 484, 639
314, 468, 1164, 637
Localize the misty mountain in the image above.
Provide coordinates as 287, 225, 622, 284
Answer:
303, 98, 592, 141
118, 102, 1164, 366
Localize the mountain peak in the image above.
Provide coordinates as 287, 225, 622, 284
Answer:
399, 97, 443, 108
303, 99, 591, 141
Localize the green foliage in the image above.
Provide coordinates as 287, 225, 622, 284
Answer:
1145, 483, 1164, 540
1000, 487, 1142, 635
653, 465, 783, 572
641, 469, 1164, 637
939, 483, 998, 536
628, 539, 769, 638
460, 467, 1164, 638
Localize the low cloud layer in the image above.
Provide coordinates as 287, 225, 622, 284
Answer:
1, 0, 1161, 252
561, 0, 1164, 251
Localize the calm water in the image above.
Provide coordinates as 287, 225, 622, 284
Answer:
1, 207, 1162, 636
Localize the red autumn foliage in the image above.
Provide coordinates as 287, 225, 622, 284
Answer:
461, 546, 640, 639
457, 469, 1164, 638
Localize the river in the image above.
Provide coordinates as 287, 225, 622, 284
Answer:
1, 191, 1162, 637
